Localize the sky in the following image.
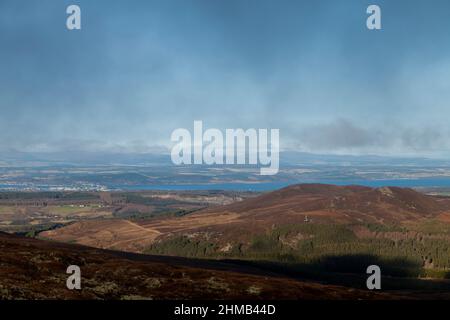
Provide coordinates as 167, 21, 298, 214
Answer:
1, 0, 450, 157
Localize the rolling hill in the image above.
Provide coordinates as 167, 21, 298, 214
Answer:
22, 184, 450, 298
41, 184, 450, 253
0, 231, 394, 300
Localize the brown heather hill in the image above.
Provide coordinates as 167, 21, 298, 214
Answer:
0, 232, 397, 300
41, 184, 450, 252
198, 184, 448, 224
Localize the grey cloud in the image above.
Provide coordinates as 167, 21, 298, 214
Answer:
298, 119, 378, 150
288, 119, 449, 156
2, 1, 450, 157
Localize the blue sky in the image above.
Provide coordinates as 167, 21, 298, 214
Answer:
1, 0, 450, 156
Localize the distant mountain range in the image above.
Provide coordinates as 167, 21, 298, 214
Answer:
3, 151, 450, 191
2, 150, 450, 167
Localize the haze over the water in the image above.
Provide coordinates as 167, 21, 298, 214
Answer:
1, 0, 450, 157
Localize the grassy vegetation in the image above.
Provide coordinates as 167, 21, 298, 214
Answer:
0, 192, 99, 201
0, 191, 220, 240
113, 208, 200, 221
124, 194, 180, 207
408, 220, 450, 234
51, 204, 99, 214
364, 223, 406, 233
146, 236, 219, 257
14, 223, 66, 238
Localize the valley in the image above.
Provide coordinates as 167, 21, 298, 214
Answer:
0, 190, 255, 235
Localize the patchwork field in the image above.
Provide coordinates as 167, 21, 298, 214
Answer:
0, 190, 256, 236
